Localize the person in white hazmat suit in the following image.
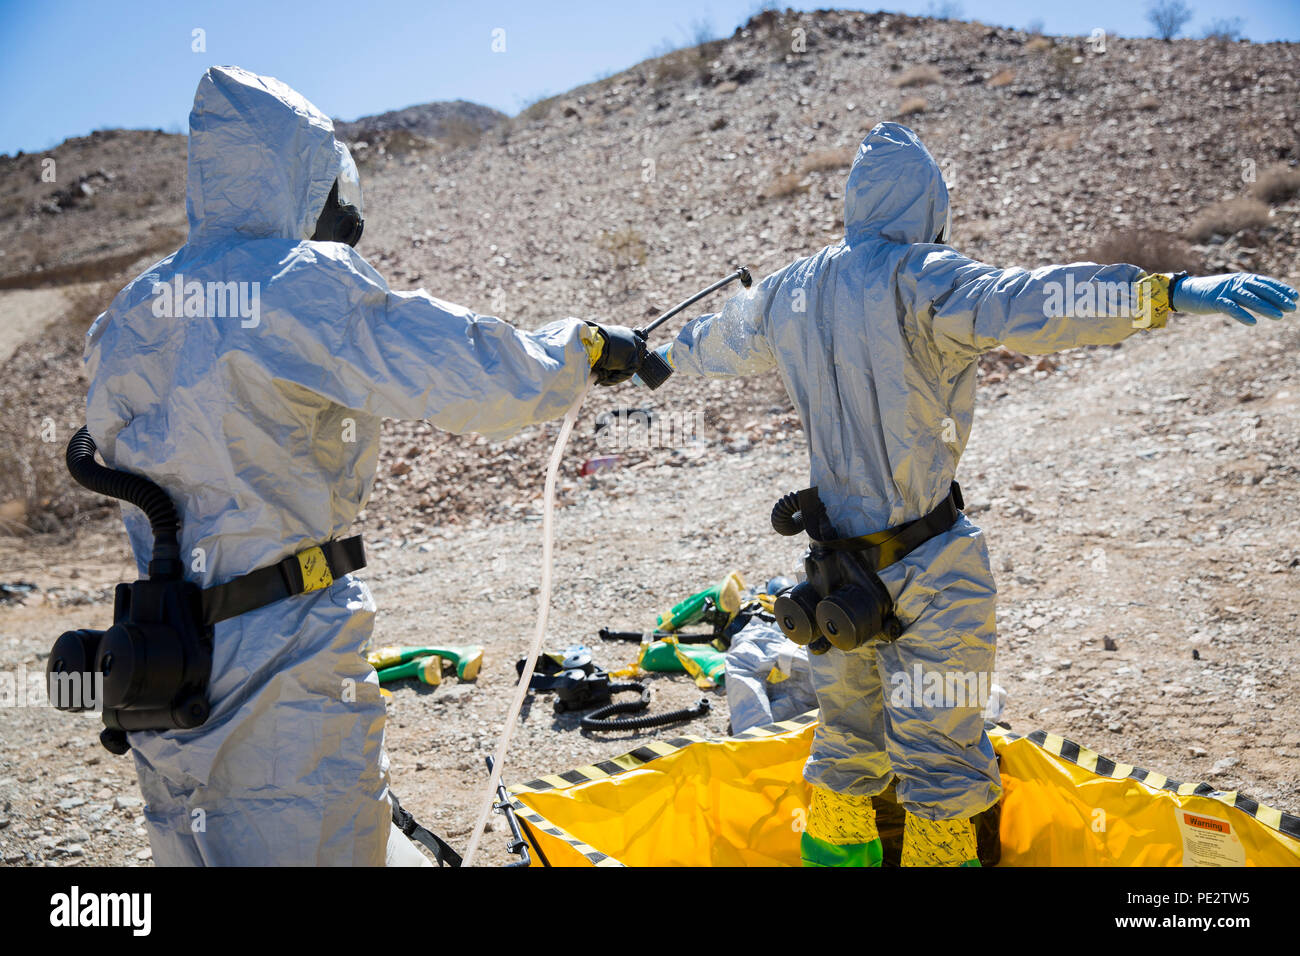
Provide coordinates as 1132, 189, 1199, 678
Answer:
81, 66, 650, 866
657, 122, 1297, 867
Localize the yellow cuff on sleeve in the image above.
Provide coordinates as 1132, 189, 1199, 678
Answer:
1132, 272, 1172, 330
581, 324, 604, 367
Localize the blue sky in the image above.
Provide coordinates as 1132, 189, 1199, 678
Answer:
2, 0, 1297, 155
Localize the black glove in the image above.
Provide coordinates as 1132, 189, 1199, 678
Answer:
588, 323, 647, 386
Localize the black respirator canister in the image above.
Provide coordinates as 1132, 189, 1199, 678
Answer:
47, 428, 213, 755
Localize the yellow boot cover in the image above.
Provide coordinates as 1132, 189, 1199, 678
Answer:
902, 812, 978, 867
808, 787, 880, 845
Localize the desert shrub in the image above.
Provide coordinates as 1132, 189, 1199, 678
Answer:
761, 172, 808, 201
1048, 47, 1081, 88
800, 148, 854, 174
1148, 0, 1193, 41
1025, 36, 1053, 53
987, 68, 1015, 87
1085, 229, 1205, 274
381, 129, 433, 156
892, 65, 942, 88
594, 226, 647, 294
1203, 17, 1244, 41
1249, 164, 1300, 205
898, 96, 928, 117
439, 116, 483, 150
518, 94, 559, 123
1186, 198, 1271, 242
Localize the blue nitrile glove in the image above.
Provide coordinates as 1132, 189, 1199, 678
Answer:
1170, 273, 1298, 326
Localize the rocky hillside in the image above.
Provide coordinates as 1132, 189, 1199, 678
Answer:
333, 99, 505, 144
1, 8, 1297, 538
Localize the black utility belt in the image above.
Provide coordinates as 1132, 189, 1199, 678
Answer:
770, 484, 964, 653
200, 535, 367, 625
819, 482, 965, 569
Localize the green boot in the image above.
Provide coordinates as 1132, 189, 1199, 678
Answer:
800, 831, 884, 867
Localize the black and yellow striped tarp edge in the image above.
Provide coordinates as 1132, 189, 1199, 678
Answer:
506, 711, 821, 867
507, 712, 1300, 866
987, 724, 1300, 841
509, 710, 820, 797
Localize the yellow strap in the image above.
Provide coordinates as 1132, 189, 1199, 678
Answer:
296, 546, 333, 593
807, 787, 879, 845
1132, 272, 1172, 330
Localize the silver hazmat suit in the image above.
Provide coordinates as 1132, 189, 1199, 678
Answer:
83, 66, 596, 864
665, 122, 1157, 820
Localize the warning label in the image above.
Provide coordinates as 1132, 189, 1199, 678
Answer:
1178, 810, 1246, 867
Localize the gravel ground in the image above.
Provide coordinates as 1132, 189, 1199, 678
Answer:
1, 9, 1298, 867
2, 304, 1297, 866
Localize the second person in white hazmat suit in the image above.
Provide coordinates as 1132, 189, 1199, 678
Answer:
82, 66, 648, 865
658, 122, 1297, 867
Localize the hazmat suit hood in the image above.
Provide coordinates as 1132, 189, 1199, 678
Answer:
843, 122, 949, 245
185, 65, 351, 242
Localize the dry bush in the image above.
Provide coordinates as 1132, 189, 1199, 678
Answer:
1026, 36, 1053, 53
518, 94, 559, 123
898, 96, 928, 117
594, 226, 647, 294
1048, 47, 1080, 88
439, 116, 483, 150
892, 65, 942, 88
1085, 229, 1205, 274
987, 68, 1015, 87
1186, 198, 1272, 242
1038, 128, 1080, 151
1249, 164, 1300, 205
800, 148, 854, 174
380, 129, 433, 156
652, 42, 717, 86
761, 172, 808, 201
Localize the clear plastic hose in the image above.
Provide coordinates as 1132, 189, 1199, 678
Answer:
460, 377, 592, 867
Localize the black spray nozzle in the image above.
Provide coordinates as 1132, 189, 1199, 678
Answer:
637, 266, 754, 340
632, 266, 752, 391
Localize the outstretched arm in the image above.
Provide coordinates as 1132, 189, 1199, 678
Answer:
901, 246, 1296, 364
254, 247, 644, 439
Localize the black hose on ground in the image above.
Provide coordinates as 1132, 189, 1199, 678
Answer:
65, 426, 182, 577
579, 681, 711, 732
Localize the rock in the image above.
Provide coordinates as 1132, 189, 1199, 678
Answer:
113, 796, 144, 810
1189, 746, 1208, 757
136, 848, 153, 861
58, 797, 85, 810
1211, 757, 1239, 774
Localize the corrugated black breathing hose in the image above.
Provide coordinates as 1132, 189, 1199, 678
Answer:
771, 490, 805, 536
579, 681, 711, 732
65, 426, 181, 575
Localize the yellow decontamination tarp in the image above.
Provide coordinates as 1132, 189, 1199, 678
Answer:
509, 714, 1300, 866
